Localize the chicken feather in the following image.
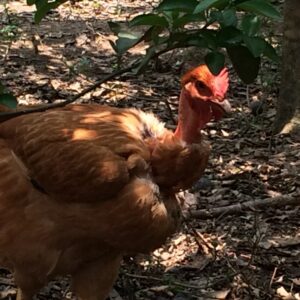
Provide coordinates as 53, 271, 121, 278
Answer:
0, 65, 229, 300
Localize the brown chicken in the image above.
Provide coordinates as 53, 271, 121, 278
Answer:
0, 65, 229, 300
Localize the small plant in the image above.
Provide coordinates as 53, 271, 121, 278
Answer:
108, 0, 281, 83
26, 0, 67, 23
0, 83, 17, 109
0, 1, 20, 43
0, 1, 20, 107
0, 24, 19, 42
24, 0, 281, 83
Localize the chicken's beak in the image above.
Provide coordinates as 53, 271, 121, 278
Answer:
210, 91, 231, 114
209, 98, 231, 121
215, 98, 231, 114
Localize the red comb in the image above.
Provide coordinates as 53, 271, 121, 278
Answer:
181, 65, 229, 98
213, 67, 229, 100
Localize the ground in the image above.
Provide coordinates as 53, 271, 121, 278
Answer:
0, 1, 299, 300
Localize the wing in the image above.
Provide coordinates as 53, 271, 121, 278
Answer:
0, 104, 187, 271
0, 105, 151, 202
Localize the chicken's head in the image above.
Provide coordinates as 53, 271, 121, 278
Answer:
175, 65, 230, 143
181, 64, 230, 120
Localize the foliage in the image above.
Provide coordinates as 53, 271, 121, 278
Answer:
0, 1, 19, 109
0, 24, 19, 42
108, 0, 281, 83
26, 0, 67, 23
0, 83, 17, 109
23, 0, 281, 83
0, 2, 20, 43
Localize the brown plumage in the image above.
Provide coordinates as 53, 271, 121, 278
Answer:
0, 65, 229, 300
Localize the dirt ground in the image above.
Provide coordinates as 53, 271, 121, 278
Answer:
0, 1, 299, 299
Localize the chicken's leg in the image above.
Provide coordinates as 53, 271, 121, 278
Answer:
14, 271, 44, 300
16, 288, 33, 300
72, 254, 122, 300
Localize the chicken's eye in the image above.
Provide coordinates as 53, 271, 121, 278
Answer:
195, 80, 207, 90
195, 80, 212, 97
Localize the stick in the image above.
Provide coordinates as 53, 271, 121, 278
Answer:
0, 65, 134, 122
0, 44, 181, 122
189, 194, 300, 219
125, 273, 207, 290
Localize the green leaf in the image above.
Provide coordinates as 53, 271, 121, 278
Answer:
173, 13, 205, 29
114, 32, 141, 55
27, 0, 36, 5
227, 45, 260, 83
168, 32, 190, 46
130, 14, 168, 27
108, 40, 118, 54
108, 21, 122, 35
139, 26, 165, 45
133, 47, 156, 74
220, 9, 237, 27
35, 0, 47, 9
209, 10, 222, 23
237, 0, 281, 20
157, 0, 198, 12
186, 36, 208, 47
263, 41, 279, 62
212, 0, 229, 10
0, 93, 17, 109
216, 26, 243, 46
139, 26, 154, 43
34, 0, 61, 23
205, 52, 225, 75
194, 0, 227, 14
201, 29, 217, 49
211, 9, 238, 28
241, 15, 261, 36
162, 10, 179, 23
150, 27, 166, 45
244, 36, 266, 57
0, 82, 5, 94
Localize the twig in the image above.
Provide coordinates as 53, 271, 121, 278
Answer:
2, 40, 12, 61
182, 215, 215, 256
0, 64, 135, 122
126, 273, 234, 299
125, 273, 206, 290
0, 43, 183, 122
269, 266, 278, 290
246, 85, 250, 106
224, 256, 257, 297
189, 194, 300, 219
268, 131, 276, 153
247, 214, 264, 267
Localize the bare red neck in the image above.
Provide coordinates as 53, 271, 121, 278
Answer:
174, 90, 199, 144
174, 89, 211, 144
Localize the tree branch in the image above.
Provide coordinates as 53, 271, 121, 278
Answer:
0, 64, 135, 122
0, 43, 183, 122
189, 194, 300, 219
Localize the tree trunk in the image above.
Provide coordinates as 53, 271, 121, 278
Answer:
273, 0, 300, 135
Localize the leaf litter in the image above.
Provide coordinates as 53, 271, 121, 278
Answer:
0, 1, 299, 299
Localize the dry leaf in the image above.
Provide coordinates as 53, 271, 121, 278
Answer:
206, 289, 231, 299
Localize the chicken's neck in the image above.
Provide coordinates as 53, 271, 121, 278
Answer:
174, 89, 210, 144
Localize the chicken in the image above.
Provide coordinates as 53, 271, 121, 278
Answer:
0, 64, 229, 300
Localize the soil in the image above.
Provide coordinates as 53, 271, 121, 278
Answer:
0, 1, 299, 300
